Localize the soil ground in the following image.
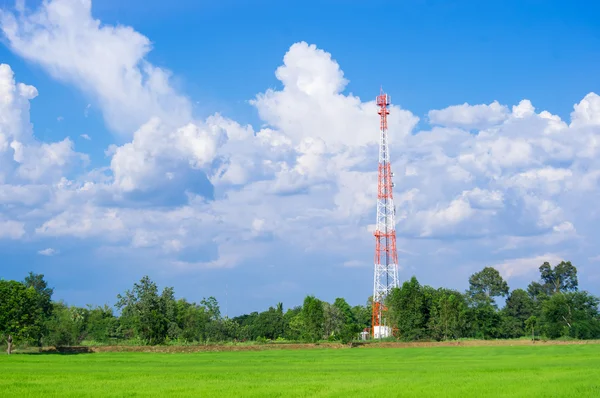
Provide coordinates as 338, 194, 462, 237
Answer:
40, 338, 600, 354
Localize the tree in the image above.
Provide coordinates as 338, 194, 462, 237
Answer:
301, 296, 324, 342
427, 288, 467, 341
322, 302, 344, 340
23, 272, 54, 318
333, 298, 360, 343
177, 299, 211, 342
251, 305, 285, 340
500, 289, 534, 338
467, 267, 509, 306
23, 272, 54, 345
284, 308, 304, 341
0, 280, 44, 345
541, 291, 600, 339
85, 305, 118, 343
351, 303, 371, 332
200, 297, 221, 321
115, 276, 175, 345
43, 302, 89, 346
525, 316, 537, 342
466, 303, 502, 339
539, 261, 578, 295
465, 267, 508, 339
6, 334, 12, 354
387, 277, 427, 340
333, 298, 355, 326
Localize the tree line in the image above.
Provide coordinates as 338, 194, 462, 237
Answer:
1, 261, 599, 348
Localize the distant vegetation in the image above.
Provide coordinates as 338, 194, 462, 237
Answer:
1, 261, 599, 349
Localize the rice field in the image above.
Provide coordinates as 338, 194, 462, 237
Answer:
1, 344, 599, 397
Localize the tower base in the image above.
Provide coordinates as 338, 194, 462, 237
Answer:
373, 325, 392, 339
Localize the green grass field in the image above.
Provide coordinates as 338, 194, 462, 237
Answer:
1, 344, 599, 397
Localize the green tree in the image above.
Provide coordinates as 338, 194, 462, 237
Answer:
465, 267, 508, 339
468, 267, 509, 306
161, 287, 180, 340
0, 280, 44, 345
427, 288, 467, 341
252, 305, 285, 340
351, 303, 371, 332
525, 315, 537, 341
23, 272, 54, 318
176, 299, 210, 342
500, 289, 535, 338
23, 273, 54, 345
85, 305, 118, 343
301, 295, 324, 342
541, 291, 600, 339
387, 277, 427, 340
539, 261, 578, 295
43, 302, 89, 346
333, 298, 355, 325
333, 298, 360, 343
200, 297, 221, 321
323, 302, 344, 340
115, 276, 174, 345
282, 306, 303, 340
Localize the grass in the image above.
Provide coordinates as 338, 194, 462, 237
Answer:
1, 344, 599, 397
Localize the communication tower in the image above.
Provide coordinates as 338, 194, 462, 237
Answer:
372, 89, 400, 339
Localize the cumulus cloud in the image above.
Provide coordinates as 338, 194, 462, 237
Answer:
0, 63, 88, 186
428, 101, 509, 130
1, 0, 600, 299
0, 219, 25, 239
492, 253, 564, 280
251, 41, 418, 148
570, 93, 600, 127
0, 0, 192, 135
108, 117, 224, 193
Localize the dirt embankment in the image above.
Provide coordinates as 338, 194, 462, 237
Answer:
41, 339, 600, 354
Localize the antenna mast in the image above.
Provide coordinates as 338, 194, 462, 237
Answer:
372, 88, 400, 339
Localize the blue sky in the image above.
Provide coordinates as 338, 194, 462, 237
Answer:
0, 0, 599, 315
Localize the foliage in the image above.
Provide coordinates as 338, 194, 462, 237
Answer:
387, 277, 427, 340
115, 276, 176, 345
541, 291, 600, 339
539, 261, 578, 294
500, 289, 534, 338
1, 260, 599, 347
468, 267, 509, 306
0, 280, 45, 345
427, 288, 467, 340
301, 295, 324, 343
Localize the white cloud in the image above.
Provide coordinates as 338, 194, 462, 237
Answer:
0, 63, 87, 186
492, 253, 564, 280
80, 134, 91, 140
0, 0, 600, 298
0, 219, 25, 239
38, 248, 58, 256
428, 101, 509, 130
0, 0, 192, 135
250, 41, 418, 148
109, 117, 223, 193
570, 93, 600, 127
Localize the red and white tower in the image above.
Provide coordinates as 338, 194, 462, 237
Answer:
372, 89, 400, 339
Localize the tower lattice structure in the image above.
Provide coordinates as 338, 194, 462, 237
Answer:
371, 89, 400, 339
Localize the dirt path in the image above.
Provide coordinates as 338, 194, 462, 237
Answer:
42, 339, 600, 354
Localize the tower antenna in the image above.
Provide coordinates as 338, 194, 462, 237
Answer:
372, 89, 400, 339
